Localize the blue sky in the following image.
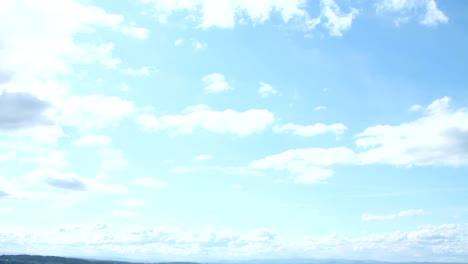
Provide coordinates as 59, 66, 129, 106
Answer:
0, 0, 468, 262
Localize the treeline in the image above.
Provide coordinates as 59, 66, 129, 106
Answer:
0, 255, 199, 264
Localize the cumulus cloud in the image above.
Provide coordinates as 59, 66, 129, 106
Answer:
141, 0, 358, 37
22, 169, 128, 197
409, 104, 423, 111
376, 0, 448, 26
202, 73, 230, 93
0, 223, 467, 261
314, 106, 327, 111
135, 105, 274, 136
252, 96, 468, 184
24, 150, 69, 169
120, 26, 150, 39
293, 167, 334, 184
258, 82, 278, 98
193, 40, 207, 50
53, 95, 137, 132
362, 209, 427, 221
249, 147, 355, 184
0, 0, 125, 78
141, 0, 307, 29
273, 123, 347, 137
321, 0, 359, 37
0, 91, 52, 130
73, 43, 122, 69
98, 148, 129, 171
26, 169, 87, 191
299, 224, 467, 261
0, 0, 141, 145
355, 97, 468, 166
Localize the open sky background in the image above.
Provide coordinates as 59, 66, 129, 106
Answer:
1, 0, 468, 262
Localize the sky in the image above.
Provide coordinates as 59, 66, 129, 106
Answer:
0, 0, 468, 262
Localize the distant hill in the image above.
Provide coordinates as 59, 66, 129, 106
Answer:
0, 255, 198, 264
0, 255, 466, 264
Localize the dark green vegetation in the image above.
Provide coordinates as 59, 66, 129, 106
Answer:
0, 255, 197, 264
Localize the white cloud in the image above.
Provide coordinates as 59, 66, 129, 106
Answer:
409, 104, 423, 111
74, 43, 122, 69
0, 0, 128, 79
58, 222, 108, 232
314, 106, 327, 111
258, 82, 278, 98
53, 95, 137, 132
249, 96, 468, 184
24, 169, 129, 196
321, 0, 359, 37
131, 177, 168, 188
0, 0, 142, 148
231, 184, 242, 189
300, 224, 467, 260
120, 26, 150, 39
174, 39, 184, 46
202, 73, 231, 93
0, 223, 466, 261
1, 125, 65, 146
123, 66, 155, 76
0, 151, 16, 163
0, 91, 52, 130
193, 154, 214, 162
421, 0, 448, 26
362, 209, 426, 221
293, 167, 334, 184
141, 0, 307, 29
377, 0, 448, 26
136, 105, 274, 136
26, 169, 87, 191
141, 0, 358, 37
25, 150, 69, 169
273, 123, 347, 137
193, 40, 207, 50
249, 147, 355, 184
98, 148, 129, 171
355, 96, 468, 167
73, 135, 113, 147
49, 193, 88, 209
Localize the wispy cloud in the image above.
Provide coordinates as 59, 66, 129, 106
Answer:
362, 209, 427, 221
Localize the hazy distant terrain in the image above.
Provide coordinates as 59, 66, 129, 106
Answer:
0, 255, 466, 264
0, 255, 196, 264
